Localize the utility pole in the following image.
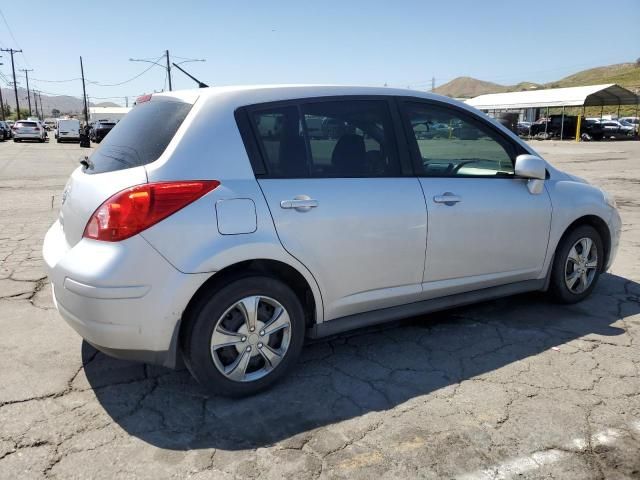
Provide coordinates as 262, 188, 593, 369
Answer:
39, 92, 44, 119
0, 48, 23, 120
0, 55, 4, 121
19, 69, 33, 116
165, 50, 172, 91
79, 56, 89, 125
125, 96, 128, 108
34, 89, 39, 118
431, 77, 435, 92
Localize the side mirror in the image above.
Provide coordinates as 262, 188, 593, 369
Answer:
515, 154, 546, 180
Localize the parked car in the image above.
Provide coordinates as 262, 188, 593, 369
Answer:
43, 86, 621, 396
56, 118, 80, 143
517, 121, 532, 137
531, 115, 604, 140
44, 119, 57, 131
618, 116, 638, 130
89, 120, 116, 143
600, 120, 635, 138
0, 121, 11, 141
13, 120, 46, 142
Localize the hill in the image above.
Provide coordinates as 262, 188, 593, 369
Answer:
433, 62, 640, 98
0, 86, 122, 117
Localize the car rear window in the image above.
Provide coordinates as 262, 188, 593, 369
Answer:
84, 99, 192, 175
16, 121, 37, 127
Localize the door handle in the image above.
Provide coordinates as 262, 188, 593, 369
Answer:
280, 197, 319, 211
433, 192, 462, 206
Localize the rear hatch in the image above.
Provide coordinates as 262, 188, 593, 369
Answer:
59, 95, 195, 247
16, 121, 39, 134
59, 121, 79, 136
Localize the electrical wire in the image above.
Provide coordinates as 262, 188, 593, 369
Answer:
89, 56, 163, 87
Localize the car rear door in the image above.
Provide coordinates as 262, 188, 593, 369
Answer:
244, 97, 427, 321
399, 99, 552, 296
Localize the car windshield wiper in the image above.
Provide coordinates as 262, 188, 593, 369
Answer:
80, 156, 94, 170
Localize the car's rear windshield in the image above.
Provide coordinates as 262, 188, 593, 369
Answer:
84, 99, 192, 175
16, 121, 37, 127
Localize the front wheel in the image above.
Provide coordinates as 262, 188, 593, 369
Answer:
183, 276, 306, 397
549, 225, 604, 303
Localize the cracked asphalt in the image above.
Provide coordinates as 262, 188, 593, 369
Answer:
0, 138, 638, 479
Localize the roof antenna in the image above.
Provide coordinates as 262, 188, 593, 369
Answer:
172, 63, 209, 88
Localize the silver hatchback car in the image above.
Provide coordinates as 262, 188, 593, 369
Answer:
43, 86, 621, 396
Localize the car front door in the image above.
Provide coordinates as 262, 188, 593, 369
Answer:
247, 98, 428, 321
399, 100, 552, 297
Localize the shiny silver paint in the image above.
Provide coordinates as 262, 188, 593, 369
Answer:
42, 85, 622, 368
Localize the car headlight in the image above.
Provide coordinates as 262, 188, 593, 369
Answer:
601, 189, 617, 209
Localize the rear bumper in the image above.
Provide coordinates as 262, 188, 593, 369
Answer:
43, 220, 210, 368
14, 133, 43, 139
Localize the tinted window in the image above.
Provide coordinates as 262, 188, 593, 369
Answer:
250, 100, 400, 178
16, 121, 38, 128
84, 100, 192, 175
301, 101, 400, 177
403, 103, 514, 177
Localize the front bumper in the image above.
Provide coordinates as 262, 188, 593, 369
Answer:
606, 207, 622, 271
43, 220, 210, 368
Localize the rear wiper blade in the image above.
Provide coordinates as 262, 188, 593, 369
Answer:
80, 156, 94, 170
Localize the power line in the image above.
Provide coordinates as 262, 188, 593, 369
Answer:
31, 77, 81, 83
0, 9, 20, 50
0, 8, 30, 69
0, 48, 22, 119
90, 56, 163, 87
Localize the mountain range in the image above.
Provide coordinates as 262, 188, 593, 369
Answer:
433, 62, 640, 98
0, 86, 119, 117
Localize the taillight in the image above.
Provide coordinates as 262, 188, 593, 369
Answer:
83, 180, 220, 242
136, 94, 152, 104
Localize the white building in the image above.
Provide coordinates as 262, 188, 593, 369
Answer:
89, 106, 131, 123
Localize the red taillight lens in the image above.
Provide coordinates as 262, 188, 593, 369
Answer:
136, 94, 152, 104
83, 180, 220, 242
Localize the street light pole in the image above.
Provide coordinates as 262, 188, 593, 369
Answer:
165, 50, 172, 91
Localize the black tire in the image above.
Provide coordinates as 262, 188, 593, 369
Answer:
549, 225, 604, 304
13, 139, 19, 142
183, 275, 306, 397
56, 138, 61, 143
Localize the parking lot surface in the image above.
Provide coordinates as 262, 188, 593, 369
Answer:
0, 139, 638, 479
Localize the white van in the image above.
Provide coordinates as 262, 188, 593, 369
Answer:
56, 119, 80, 143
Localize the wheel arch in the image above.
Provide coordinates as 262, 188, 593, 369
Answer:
556, 214, 611, 272
178, 258, 322, 354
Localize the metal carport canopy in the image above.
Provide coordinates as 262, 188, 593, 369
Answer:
465, 84, 639, 110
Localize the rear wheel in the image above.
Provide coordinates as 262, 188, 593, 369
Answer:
184, 275, 305, 397
549, 225, 603, 303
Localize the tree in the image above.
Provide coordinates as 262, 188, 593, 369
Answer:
3, 102, 11, 117
51, 108, 60, 118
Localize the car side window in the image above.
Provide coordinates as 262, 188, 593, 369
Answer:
251, 106, 308, 178
300, 100, 400, 177
250, 99, 401, 178
403, 103, 515, 177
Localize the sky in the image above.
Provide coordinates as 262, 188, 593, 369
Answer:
0, 0, 638, 106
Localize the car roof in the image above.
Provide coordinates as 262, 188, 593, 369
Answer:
153, 84, 472, 112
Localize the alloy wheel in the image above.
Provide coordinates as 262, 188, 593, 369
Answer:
210, 295, 292, 382
564, 237, 598, 294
